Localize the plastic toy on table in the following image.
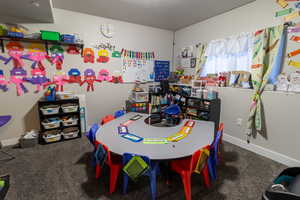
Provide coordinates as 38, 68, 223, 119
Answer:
121, 133, 143, 143
118, 125, 129, 135
143, 138, 169, 144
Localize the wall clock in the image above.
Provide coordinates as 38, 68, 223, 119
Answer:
100, 24, 114, 39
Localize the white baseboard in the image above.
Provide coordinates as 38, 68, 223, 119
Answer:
223, 133, 300, 167
0, 137, 19, 148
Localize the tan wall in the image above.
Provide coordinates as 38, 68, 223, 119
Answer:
0, 8, 174, 140
174, 0, 300, 162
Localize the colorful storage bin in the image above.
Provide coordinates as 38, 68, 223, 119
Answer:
40, 105, 60, 115
62, 127, 79, 139
43, 130, 61, 143
61, 103, 78, 113
61, 34, 75, 43
62, 116, 78, 127
42, 117, 61, 129
40, 30, 60, 41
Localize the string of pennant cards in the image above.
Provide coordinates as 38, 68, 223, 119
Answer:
121, 49, 155, 60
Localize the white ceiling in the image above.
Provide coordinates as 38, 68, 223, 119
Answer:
53, 0, 256, 30
0, 0, 54, 23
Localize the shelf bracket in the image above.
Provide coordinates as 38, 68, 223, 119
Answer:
0, 39, 4, 53
80, 44, 84, 57
45, 41, 49, 55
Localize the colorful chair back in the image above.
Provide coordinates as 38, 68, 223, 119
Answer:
85, 123, 100, 145
101, 115, 115, 125
95, 141, 112, 165
122, 153, 159, 200
169, 145, 211, 200
208, 123, 224, 181
114, 110, 125, 118
94, 140, 123, 194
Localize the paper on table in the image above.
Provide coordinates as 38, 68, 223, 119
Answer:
284, 11, 300, 21
277, 0, 288, 8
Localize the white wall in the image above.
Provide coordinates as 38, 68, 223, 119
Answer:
0, 8, 173, 141
174, 0, 300, 165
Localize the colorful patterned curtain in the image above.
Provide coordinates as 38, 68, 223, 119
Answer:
194, 44, 207, 77
246, 25, 284, 142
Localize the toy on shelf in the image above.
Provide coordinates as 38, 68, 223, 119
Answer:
24, 69, 50, 93
4, 42, 25, 68
9, 68, 28, 96
98, 69, 112, 82
44, 86, 56, 101
66, 68, 81, 84
276, 73, 289, 91
80, 69, 100, 92
83, 48, 95, 63
97, 49, 110, 63
5, 23, 28, 38
44, 71, 67, 92
0, 70, 8, 92
61, 34, 75, 43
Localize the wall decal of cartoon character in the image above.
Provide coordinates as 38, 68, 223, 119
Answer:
24, 69, 50, 93
80, 69, 101, 92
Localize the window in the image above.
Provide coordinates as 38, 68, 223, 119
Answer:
201, 33, 253, 76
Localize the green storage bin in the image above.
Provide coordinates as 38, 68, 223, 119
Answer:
40, 30, 60, 41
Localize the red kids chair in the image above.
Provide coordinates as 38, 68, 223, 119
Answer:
100, 115, 115, 125
169, 145, 211, 200
94, 140, 123, 194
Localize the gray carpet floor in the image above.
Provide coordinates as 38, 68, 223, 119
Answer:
0, 137, 286, 200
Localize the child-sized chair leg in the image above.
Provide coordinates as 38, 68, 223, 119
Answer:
181, 173, 191, 200
149, 172, 157, 200
123, 173, 129, 194
201, 164, 211, 188
96, 164, 101, 179
109, 166, 121, 194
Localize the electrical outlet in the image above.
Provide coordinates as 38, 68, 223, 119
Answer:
236, 118, 243, 126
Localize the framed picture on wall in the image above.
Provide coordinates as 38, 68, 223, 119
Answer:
191, 57, 196, 68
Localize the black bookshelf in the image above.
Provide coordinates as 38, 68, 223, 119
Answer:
185, 97, 221, 134
38, 97, 82, 144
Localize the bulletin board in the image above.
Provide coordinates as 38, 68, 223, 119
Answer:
154, 60, 170, 82
122, 59, 154, 83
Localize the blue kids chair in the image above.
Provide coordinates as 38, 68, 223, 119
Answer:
85, 123, 100, 145
208, 123, 224, 181
122, 153, 160, 200
85, 123, 100, 167
114, 110, 125, 118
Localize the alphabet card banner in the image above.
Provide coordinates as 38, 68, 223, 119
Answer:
122, 58, 154, 83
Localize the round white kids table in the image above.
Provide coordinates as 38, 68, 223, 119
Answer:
96, 112, 214, 160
